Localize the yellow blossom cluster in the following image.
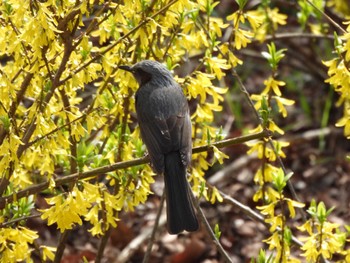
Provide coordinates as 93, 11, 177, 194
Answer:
246, 39, 303, 261
324, 24, 350, 139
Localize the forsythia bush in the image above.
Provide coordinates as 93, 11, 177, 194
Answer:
0, 0, 349, 262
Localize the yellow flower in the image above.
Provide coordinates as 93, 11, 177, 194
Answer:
263, 76, 285, 96
233, 28, 254, 50
269, 120, 285, 135
41, 246, 56, 261
245, 10, 264, 31
205, 57, 231, 80
212, 146, 229, 164
40, 187, 93, 232
210, 186, 223, 204
273, 96, 295, 118
0, 227, 38, 262
265, 214, 283, 232
257, 202, 276, 217
336, 113, 350, 138
267, 8, 287, 30
263, 231, 281, 250
286, 198, 305, 218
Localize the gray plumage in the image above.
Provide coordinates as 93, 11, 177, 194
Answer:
119, 60, 199, 234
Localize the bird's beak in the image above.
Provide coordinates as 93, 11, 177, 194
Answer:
119, 65, 133, 72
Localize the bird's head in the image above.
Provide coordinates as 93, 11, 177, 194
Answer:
119, 60, 173, 86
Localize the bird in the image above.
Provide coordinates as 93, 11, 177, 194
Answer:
119, 60, 199, 234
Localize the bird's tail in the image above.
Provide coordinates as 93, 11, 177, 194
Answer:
164, 152, 199, 234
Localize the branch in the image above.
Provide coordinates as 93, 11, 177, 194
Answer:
0, 130, 269, 209
0, 214, 40, 228
217, 190, 304, 248
116, 214, 167, 263
142, 192, 165, 263
190, 187, 233, 262
306, 0, 346, 34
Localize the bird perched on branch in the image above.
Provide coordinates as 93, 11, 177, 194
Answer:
119, 60, 199, 234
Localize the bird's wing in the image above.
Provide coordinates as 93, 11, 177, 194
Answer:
138, 120, 167, 174
137, 90, 192, 173
164, 105, 192, 167
179, 110, 192, 167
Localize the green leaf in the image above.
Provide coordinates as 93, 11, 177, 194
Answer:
283, 226, 292, 245
235, 0, 248, 10
334, 31, 343, 55
263, 43, 287, 71
258, 249, 266, 262
307, 199, 317, 217
317, 201, 327, 223
260, 96, 270, 126
214, 223, 221, 239
0, 115, 11, 131
206, 127, 212, 145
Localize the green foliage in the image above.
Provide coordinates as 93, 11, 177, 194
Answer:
261, 43, 287, 72
298, 0, 324, 28
235, 0, 248, 10
214, 223, 221, 239
1, 195, 34, 223
251, 249, 274, 263
307, 200, 335, 224
271, 169, 293, 193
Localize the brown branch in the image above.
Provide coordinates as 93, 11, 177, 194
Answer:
262, 32, 335, 41
59, 89, 78, 176
217, 190, 304, 247
9, 73, 34, 124
306, 0, 346, 34
0, 214, 41, 228
190, 186, 233, 263
0, 130, 268, 209
53, 231, 70, 263
0, 72, 34, 146
142, 192, 165, 263
95, 228, 112, 263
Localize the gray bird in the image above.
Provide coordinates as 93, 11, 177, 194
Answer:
119, 60, 199, 234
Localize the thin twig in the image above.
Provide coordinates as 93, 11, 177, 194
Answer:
142, 192, 165, 263
217, 190, 304, 247
115, 214, 167, 263
306, 0, 346, 34
190, 186, 232, 263
95, 228, 112, 263
53, 230, 70, 263
196, 9, 302, 206
0, 214, 41, 228
262, 32, 335, 41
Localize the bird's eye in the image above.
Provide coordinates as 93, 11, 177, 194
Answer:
135, 68, 143, 74
135, 68, 152, 84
